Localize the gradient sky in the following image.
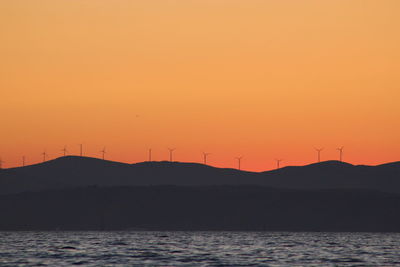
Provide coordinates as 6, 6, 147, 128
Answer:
1, 0, 399, 171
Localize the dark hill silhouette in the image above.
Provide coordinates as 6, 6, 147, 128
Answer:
0, 156, 399, 194
0, 185, 399, 231
261, 160, 400, 192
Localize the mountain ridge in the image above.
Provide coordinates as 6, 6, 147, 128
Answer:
0, 156, 399, 195
3, 156, 399, 172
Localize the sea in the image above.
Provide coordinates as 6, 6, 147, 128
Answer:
0, 231, 399, 266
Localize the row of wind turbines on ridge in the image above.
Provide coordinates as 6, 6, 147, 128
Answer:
0, 145, 345, 171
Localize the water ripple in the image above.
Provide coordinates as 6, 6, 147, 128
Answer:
0, 232, 399, 266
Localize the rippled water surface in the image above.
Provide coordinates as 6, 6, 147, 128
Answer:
1, 232, 400, 266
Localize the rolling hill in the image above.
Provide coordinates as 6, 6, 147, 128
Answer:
0, 156, 399, 194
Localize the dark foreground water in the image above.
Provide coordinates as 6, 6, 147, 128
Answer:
0, 232, 399, 266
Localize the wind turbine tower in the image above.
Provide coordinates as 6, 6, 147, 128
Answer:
42, 151, 48, 162
275, 159, 283, 169
22, 156, 25, 167
62, 146, 68, 157
203, 152, 211, 165
168, 148, 176, 162
100, 147, 106, 160
337, 146, 344, 162
0, 157, 4, 169
79, 144, 83, 157
148, 149, 152, 162
315, 148, 324, 163
235, 156, 243, 170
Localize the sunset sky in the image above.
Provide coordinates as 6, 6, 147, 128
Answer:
1, 0, 399, 171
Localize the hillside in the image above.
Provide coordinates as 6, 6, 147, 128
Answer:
0, 156, 399, 194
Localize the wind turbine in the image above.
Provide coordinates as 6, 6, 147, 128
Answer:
168, 148, 176, 162
337, 146, 344, 162
100, 147, 106, 160
22, 156, 25, 167
315, 147, 324, 163
79, 144, 83, 156
42, 150, 48, 162
0, 157, 4, 169
235, 156, 243, 170
202, 152, 211, 165
61, 146, 68, 157
275, 159, 283, 169
148, 148, 152, 162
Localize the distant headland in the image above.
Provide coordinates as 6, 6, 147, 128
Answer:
1, 156, 399, 195
1, 156, 400, 231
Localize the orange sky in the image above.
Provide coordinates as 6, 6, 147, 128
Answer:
1, 0, 399, 171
